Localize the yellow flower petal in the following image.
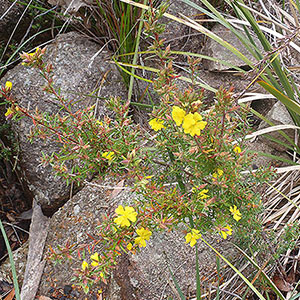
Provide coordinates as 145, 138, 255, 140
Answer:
233, 146, 241, 153
218, 225, 233, 239
82, 261, 89, 271
134, 227, 152, 247
149, 118, 165, 131
182, 112, 207, 137
185, 229, 201, 247
127, 243, 133, 251
102, 151, 114, 161
114, 205, 137, 227
172, 106, 186, 126
91, 252, 99, 267
212, 168, 223, 179
5, 107, 13, 117
5, 81, 12, 90
230, 205, 242, 221
198, 189, 209, 200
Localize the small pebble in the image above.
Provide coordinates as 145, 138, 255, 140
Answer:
63, 285, 72, 294
73, 204, 80, 215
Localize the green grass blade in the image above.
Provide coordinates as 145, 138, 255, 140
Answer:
121, 0, 253, 65
258, 81, 300, 116
234, 0, 295, 100
127, 0, 147, 102
232, 244, 285, 300
116, 49, 247, 72
196, 245, 201, 300
0, 26, 62, 76
181, 0, 262, 60
290, 292, 300, 300
0, 219, 20, 300
114, 60, 217, 92
200, 237, 266, 300
168, 266, 186, 300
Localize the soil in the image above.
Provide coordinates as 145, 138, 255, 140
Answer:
0, 128, 32, 263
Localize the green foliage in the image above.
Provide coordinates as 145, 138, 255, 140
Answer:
1, 2, 296, 296
0, 219, 20, 300
180, 0, 300, 129
1, 40, 273, 294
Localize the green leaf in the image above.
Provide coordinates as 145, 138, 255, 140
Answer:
0, 219, 20, 300
258, 81, 300, 115
200, 237, 267, 300
232, 244, 285, 300
168, 266, 186, 300
290, 292, 300, 300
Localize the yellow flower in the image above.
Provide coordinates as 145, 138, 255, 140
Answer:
198, 189, 209, 200
5, 81, 12, 90
230, 205, 242, 221
233, 145, 241, 153
5, 107, 13, 117
149, 118, 165, 131
28, 48, 40, 57
134, 227, 152, 247
218, 225, 233, 239
182, 112, 207, 137
90, 252, 99, 267
82, 261, 89, 271
185, 229, 201, 247
212, 168, 223, 179
102, 151, 114, 161
114, 205, 137, 227
127, 243, 133, 251
172, 106, 186, 126
96, 120, 103, 126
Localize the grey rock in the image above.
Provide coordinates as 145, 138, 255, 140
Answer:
38, 179, 234, 299
0, 243, 28, 286
258, 101, 296, 152
160, 0, 204, 53
203, 23, 262, 71
47, 0, 93, 13
1, 31, 126, 215
246, 139, 291, 168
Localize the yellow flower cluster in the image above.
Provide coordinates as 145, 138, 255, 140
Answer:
230, 205, 242, 221
172, 106, 207, 137
149, 118, 165, 131
114, 205, 137, 227
134, 227, 152, 247
218, 225, 233, 239
81, 252, 104, 278
102, 151, 114, 161
185, 229, 201, 247
5, 81, 12, 90
212, 168, 223, 180
113, 205, 152, 249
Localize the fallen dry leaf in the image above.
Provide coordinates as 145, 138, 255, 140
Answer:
38, 296, 52, 300
108, 180, 125, 200
272, 274, 293, 292
4, 288, 15, 300
286, 268, 296, 284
